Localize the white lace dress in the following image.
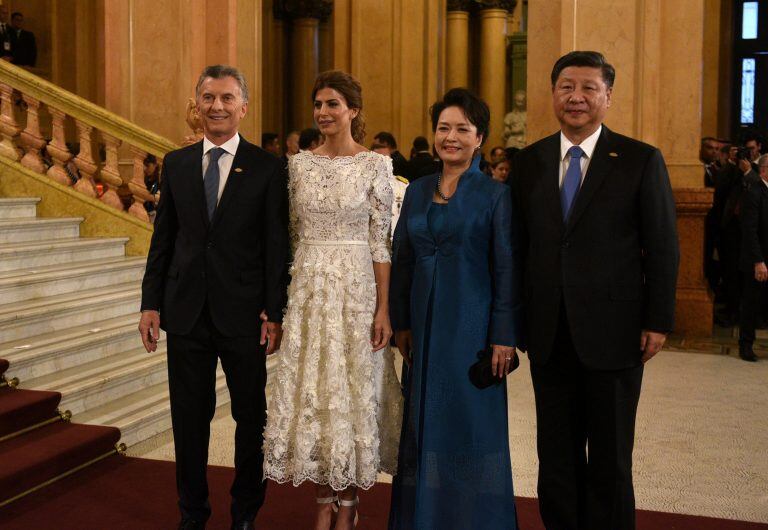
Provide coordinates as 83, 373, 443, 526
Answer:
263, 151, 403, 491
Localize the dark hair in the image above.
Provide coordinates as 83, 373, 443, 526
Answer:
490, 158, 510, 170
412, 136, 430, 152
312, 70, 365, 143
742, 131, 765, 148
195, 64, 249, 103
374, 132, 397, 149
261, 132, 278, 148
701, 137, 718, 145
490, 145, 505, 156
430, 88, 490, 145
144, 154, 158, 166
299, 128, 322, 150
551, 51, 615, 89
11, 12, 21, 19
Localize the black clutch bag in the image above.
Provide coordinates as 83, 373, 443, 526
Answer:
468, 347, 519, 389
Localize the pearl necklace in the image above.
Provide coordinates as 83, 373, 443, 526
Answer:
435, 173, 454, 201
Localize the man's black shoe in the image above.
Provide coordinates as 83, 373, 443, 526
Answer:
230, 521, 254, 530
739, 345, 759, 362
177, 519, 205, 530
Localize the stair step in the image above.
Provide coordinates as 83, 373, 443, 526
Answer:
0, 197, 39, 219
1, 315, 149, 383
78, 367, 230, 448
22, 345, 168, 417
0, 256, 146, 304
0, 388, 61, 437
0, 421, 120, 504
0, 283, 141, 342
0, 237, 128, 272
0, 217, 82, 244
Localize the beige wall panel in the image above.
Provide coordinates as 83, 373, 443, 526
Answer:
333, 0, 351, 72
235, 0, 262, 143
702, 0, 721, 138
526, 0, 562, 143
51, 0, 77, 92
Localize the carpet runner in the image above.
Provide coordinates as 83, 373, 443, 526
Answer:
1, 456, 766, 530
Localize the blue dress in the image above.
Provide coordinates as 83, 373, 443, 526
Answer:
388, 159, 522, 530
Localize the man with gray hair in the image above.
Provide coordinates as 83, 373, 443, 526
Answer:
139, 65, 289, 530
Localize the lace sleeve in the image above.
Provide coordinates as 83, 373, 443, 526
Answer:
368, 154, 394, 263
287, 156, 300, 257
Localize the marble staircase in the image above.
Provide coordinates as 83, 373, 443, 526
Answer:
0, 197, 230, 448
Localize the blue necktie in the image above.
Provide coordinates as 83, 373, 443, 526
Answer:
204, 147, 225, 221
561, 145, 584, 220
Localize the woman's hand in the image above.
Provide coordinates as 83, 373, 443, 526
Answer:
371, 310, 393, 352
491, 345, 516, 378
394, 330, 413, 366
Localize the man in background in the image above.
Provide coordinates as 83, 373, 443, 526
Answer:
405, 136, 438, 182
261, 132, 281, 157
298, 127, 322, 152
9, 12, 35, 67
374, 131, 408, 176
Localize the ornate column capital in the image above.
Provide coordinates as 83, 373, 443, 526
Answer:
473, 0, 517, 11
275, 0, 333, 21
447, 0, 474, 12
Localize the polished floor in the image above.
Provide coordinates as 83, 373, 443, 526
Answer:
130, 339, 768, 524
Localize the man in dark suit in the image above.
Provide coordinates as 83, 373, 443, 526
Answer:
0, 6, 12, 62
9, 12, 36, 67
373, 131, 409, 177
512, 51, 679, 530
404, 136, 439, 182
738, 154, 768, 362
139, 65, 289, 530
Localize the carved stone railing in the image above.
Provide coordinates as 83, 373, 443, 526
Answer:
0, 61, 177, 223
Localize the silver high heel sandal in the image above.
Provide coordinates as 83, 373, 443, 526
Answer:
337, 496, 359, 528
316, 495, 339, 529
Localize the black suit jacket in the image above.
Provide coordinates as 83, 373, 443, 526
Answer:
10, 29, 35, 66
141, 137, 289, 337
512, 126, 679, 369
740, 176, 768, 272
405, 152, 439, 182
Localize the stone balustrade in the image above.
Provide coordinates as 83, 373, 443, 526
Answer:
0, 61, 177, 224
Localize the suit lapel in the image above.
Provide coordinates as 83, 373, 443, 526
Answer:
538, 133, 563, 229
564, 126, 617, 236
211, 138, 251, 227
185, 141, 209, 231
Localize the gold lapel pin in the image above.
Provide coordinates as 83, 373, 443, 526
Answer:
234, 167, 243, 173
609, 152, 619, 157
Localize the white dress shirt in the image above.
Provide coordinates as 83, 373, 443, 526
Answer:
202, 133, 240, 203
558, 125, 603, 188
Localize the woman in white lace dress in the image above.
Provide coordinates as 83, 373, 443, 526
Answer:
263, 70, 402, 530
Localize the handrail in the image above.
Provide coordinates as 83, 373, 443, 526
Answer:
0, 60, 176, 157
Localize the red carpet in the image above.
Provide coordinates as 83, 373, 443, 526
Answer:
1, 455, 766, 530
0, 386, 61, 436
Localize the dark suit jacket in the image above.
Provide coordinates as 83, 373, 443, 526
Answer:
141, 137, 289, 337
404, 152, 439, 182
10, 29, 35, 66
391, 150, 409, 178
740, 176, 768, 272
512, 126, 679, 369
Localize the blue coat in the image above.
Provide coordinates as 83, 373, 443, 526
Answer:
388, 158, 522, 530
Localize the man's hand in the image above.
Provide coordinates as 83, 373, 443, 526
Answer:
738, 157, 753, 175
491, 345, 517, 378
259, 310, 282, 355
394, 330, 413, 366
640, 330, 666, 363
755, 262, 768, 282
138, 310, 161, 353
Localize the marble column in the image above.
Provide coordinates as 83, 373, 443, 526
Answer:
446, 2, 471, 89
478, 4, 510, 150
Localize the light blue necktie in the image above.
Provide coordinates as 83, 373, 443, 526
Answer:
561, 145, 584, 220
204, 147, 225, 221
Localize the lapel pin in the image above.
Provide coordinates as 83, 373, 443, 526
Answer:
609, 152, 619, 157
234, 167, 243, 173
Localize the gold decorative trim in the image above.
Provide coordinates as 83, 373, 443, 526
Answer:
0, 447, 119, 508
0, 376, 19, 388
0, 61, 177, 158
0, 416, 63, 444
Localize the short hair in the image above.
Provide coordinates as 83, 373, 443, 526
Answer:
412, 136, 430, 152
144, 154, 158, 165
195, 64, 249, 104
743, 132, 765, 147
701, 137, 718, 145
490, 157, 510, 170
261, 132, 278, 148
312, 70, 365, 143
490, 145, 505, 155
430, 88, 490, 145
299, 128, 322, 150
374, 132, 397, 149
286, 130, 300, 138
11, 12, 22, 19
551, 51, 616, 89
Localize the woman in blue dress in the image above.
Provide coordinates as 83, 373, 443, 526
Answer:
388, 88, 522, 530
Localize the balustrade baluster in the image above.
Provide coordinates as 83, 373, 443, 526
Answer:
126, 146, 152, 222
72, 119, 98, 197
99, 133, 125, 210
19, 95, 46, 173
0, 82, 20, 160
45, 108, 73, 185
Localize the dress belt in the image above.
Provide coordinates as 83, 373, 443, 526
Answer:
300, 239, 368, 247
